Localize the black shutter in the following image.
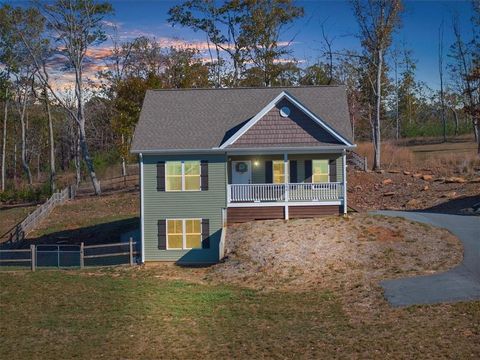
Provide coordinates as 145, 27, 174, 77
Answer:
201, 219, 210, 249
265, 160, 273, 183
157, 161, 165, 191
304, 160, 312, 183
289, 160, 297, 183
200, 160, 208, 190
158, 219, 166, 250
329, 159, 337, 182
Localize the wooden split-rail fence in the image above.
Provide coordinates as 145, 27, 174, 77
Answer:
0, 238, 138, 270
1, 185, 77, 244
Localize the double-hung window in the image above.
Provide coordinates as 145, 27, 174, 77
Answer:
166, 219, 202, 250
273, 160, 287, 184
312, 160, 329, 183
165, 161, 200, 191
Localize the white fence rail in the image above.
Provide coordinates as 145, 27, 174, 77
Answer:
227, 182, 343, 203
289, 183, 342, 201
2, 186, 75, 244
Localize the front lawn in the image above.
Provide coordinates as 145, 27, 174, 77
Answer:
1, 267, 479, 359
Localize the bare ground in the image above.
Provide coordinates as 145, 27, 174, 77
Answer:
348, 169, 480, 213
206, 214, 462, 320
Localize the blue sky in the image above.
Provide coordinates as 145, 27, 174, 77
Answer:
107, 0, 473, 89
6, 0, 475, 90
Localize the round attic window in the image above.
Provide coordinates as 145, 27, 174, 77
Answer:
280, 106, 291, 117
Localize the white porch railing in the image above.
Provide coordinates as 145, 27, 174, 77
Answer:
227, 182, 343, 203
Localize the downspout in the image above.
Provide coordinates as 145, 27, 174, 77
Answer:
342, 150, 347, 214
139, 153, 145, 263
219, 208, 227, 260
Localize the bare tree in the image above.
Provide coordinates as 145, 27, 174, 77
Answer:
320, 21, 335, 85
21, 0, 114, 194
1, 80, 7, 191
168, 0, 248, 87
13, 70, 35, 184
351, 0, 403, 169
0, 5, 19, 191
449, 12, 480, 154
439, 20, 446, 142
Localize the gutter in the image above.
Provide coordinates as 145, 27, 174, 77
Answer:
131, 145, 356, 155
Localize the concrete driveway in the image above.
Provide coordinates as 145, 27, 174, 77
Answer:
372, 211, 480, 307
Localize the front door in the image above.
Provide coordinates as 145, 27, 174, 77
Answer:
232, 161, 252, 184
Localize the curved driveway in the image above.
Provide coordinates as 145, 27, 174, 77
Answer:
372, 211, 480, 307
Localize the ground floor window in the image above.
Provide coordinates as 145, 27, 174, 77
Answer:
312, 160, 329, 183
167, 219, 202, 250
273, 160, 286, 184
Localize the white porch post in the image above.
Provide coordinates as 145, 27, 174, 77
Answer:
284, 153, 289, 220
342, 150, 347, 214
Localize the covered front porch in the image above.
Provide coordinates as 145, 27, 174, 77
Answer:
225, 152, 347, 219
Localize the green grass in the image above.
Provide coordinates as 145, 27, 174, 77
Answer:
1, 268, 479, 359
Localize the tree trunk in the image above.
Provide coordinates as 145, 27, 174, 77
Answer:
75, 68, 101, 195
44, 88, 56, 193
37, 153, 40, 182
74, 126, 81, 187
13, 142, 17, 186
79, 122, 101, 194
373, 49, 383, 170
474, 117, 480, 155
1, 90, 7, 192
121, 133, 127, 177
451, 108, 459, 137
20, 91, 32, 184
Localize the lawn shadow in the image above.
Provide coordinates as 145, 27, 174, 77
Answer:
23, 217, 140, 248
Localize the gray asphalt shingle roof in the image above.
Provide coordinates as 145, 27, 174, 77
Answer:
131, 86, 353, 152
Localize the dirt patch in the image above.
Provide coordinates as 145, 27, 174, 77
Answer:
348, 169, 480, 213
359, 225, 404, 242
207, 214, 462, 319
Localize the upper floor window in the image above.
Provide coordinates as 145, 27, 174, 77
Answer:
165, 161, 201, 191
312, 160, 329, 183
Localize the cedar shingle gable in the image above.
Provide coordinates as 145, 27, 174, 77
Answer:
227, 98, 342, 148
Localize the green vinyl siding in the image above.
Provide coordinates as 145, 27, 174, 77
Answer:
142, 154, 227, 263
228, 153, 343, 183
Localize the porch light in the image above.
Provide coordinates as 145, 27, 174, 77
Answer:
254, 160, 260, 167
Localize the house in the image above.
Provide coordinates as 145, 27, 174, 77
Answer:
131, 86, 356, 264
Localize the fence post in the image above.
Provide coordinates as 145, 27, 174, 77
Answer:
80, 242, 84, 269
364, 156, 368, 171
129, 237, 134, 266
30, 245, 36, 272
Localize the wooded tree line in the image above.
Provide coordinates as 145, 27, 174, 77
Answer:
0, 0, 479, 197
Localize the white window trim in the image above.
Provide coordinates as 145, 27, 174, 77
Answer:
165, 161, 202, 192
312, 159, 330, 183
166, 218, 203, 250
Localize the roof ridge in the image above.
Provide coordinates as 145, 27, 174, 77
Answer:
147, 85, 345, 92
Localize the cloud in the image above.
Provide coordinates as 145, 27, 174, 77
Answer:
101, 20, 123, 28
43, 35, 298, 93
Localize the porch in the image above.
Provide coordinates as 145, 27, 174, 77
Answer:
225, 152, 347, 222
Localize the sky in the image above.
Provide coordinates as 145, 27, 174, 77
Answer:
5, 0, 476, 90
